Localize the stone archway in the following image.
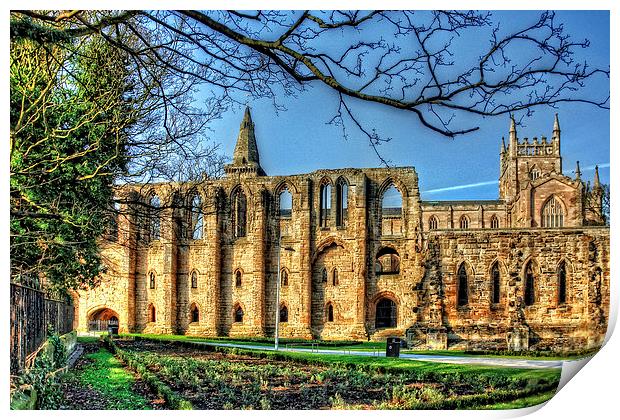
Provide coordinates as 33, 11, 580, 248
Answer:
375, 298, 397, 329
87, 307, 120, 331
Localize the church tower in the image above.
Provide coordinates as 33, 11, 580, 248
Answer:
225, 106, 265, 177
499, 114, 562, 202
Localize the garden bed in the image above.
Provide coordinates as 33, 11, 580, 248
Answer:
108, 337, 560, 410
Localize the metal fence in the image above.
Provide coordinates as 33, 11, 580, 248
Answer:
10, 282, 74, 374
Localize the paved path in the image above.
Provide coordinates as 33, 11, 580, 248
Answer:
191, 340, 565, 369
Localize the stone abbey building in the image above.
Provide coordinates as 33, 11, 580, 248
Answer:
77, 109, 610, 351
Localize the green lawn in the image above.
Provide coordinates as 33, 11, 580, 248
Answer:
69, 347, 152, 409
121, 333, 560, 383
118, 332, 591, 360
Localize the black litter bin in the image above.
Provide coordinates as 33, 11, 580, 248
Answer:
386, 337, 401, 357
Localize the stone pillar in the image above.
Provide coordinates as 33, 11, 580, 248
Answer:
251, 188, 267, 335
351, 177, 367, 339
203, 187, 221, 336
160, 204, 177, 334
133, 201, 148, 331
299, 179, 313, 338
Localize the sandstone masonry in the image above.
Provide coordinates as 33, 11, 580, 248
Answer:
77, 110, 610, 351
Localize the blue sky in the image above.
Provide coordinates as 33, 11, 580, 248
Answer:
203, 10, 609, 201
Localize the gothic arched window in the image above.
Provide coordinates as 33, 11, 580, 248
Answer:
336, 178, 348, 227
279, 187, 292, 218
149, 195, 161, 241
381, 184, 403, 236
279, 305, 288, 323
149, 272, 155, 289
375, 298, 397, 328
491, 262, 501, 304
191, 271, 198, 289
376, 247, 400, 274
542, 196, 564, 228
235, 270, 242, 288
281, 268, 289, 287
234, 305, 244, 323
320, 181, 332, 228
332, 268, 338, 286
232, 187, 247, 237
326, 303, 334, 322
459, 215, 469, 229
558, 261, 567, 305
321, 267, 328, 283
190, 303, 199, 323
191, 194, 203, 240
428, 216, 438, 230
524, 261, 536, 306
148, 304, 156, 323
490, 215, 500, 229
457, 263, 468, 306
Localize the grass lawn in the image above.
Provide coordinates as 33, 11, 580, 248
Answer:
118, 332, 591, 360
64, 347, 152, 409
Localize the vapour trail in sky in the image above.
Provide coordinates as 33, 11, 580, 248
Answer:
421, 163, 610, 195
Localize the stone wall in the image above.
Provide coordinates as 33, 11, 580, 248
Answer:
77, 162, 609, 353
417, 227, 610, 351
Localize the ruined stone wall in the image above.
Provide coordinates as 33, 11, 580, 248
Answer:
76, 242, 132, 333
424, 227, 610, 351
77, 166, 609, 353
362, 168, 424, 339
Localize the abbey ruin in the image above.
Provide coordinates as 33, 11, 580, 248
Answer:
77, 109, 610, 351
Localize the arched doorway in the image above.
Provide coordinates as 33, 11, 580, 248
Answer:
88, 307, 120, 332
375, 298, 397, 328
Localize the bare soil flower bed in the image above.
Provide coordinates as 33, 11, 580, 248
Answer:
109, 338, 560, 410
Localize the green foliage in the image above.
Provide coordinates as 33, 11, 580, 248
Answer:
10, 24, 133, 293
47, 330, 68, 369
72, 348, 151, 409
11, 332, 69, 410
105, 338, 192, 409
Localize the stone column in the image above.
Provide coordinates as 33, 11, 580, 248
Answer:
251, 188, 267, 335
203, 186, 221, 336
350, 176, 367, 339
161, 203, 177, 334
132, 199, 147, 331
299, 179, 313, 338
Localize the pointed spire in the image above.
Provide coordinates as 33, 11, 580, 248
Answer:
228, 106, 264, 176
594, 165, 601, 190
241, 105, 253, 128
552, 113, 561, 156
508, 115, 517, 156
501, 136, 507, 153
575, 161, 581, 180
